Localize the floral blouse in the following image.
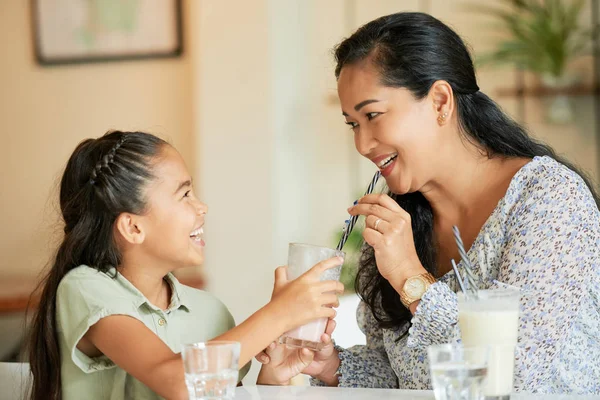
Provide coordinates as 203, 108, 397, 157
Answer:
315, 156, 600, 394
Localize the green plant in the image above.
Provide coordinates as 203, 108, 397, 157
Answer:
475, 0, 591, 78
333, 219, 365, 293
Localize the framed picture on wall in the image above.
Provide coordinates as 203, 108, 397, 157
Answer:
31, 0, 183, 65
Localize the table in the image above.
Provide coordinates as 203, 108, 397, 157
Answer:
234, 386, 600, 399
0, 277, 38, 313
0, 277, 38, 360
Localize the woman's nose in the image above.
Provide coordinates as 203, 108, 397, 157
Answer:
355, 128, 378, 157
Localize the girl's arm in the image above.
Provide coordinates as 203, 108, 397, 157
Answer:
80, 257, 344, 397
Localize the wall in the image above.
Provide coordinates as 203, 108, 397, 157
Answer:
0, 0, 194, 279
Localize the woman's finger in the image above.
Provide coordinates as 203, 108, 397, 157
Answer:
365, 214, 390, 233
324, 319, 337, 336
358, 193, 404, 213
256, 352, 270, 364
348, 202, 395, 220
362, 227, 384, 247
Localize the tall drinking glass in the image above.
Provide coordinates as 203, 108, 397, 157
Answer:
458, 290, 520, 400
278, 243, 344, 351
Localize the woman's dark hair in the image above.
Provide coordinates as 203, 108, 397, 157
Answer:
27, 130, 168, 400
334, 12, 600, 331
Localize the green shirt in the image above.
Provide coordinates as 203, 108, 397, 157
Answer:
56, 265, 248, 400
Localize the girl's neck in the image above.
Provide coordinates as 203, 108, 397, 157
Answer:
118, 263, 172, 310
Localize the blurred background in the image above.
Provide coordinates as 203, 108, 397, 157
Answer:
1, 0, 599, 385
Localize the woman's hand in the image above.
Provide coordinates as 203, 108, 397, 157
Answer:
267, 257, 344, 332
347, 194, 426, 291
256, 319, 340, 386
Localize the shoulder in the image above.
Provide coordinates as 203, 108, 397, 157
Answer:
58, 265, 121, 298
57, 266, 139, 315
503, 156, 598, 219
176, 282, 235, 327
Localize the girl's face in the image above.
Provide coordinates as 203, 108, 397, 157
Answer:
337, 62, 448, 195
136, 145, 208, 269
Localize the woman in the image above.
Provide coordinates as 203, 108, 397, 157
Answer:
261, 12, 600, 393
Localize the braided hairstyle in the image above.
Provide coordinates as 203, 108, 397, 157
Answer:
28, 130, 168, 400
334, 12, 600, 331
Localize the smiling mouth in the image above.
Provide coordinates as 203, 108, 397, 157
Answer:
377, 154, 398, 169
190, 227, 204, 241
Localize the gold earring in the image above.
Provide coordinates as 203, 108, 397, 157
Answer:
437, 112, 448, 124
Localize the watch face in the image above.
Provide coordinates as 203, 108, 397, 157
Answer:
405, 277, 426, 296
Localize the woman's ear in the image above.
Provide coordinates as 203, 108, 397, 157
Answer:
115, 213, 145, 245
429, 80, 455, 125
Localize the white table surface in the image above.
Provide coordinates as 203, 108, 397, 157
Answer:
234, 386, 600, 399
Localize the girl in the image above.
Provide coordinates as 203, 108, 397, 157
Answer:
27, 130, 344, 400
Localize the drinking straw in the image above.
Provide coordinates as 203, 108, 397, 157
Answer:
452, 225, 478, 296
451, 259, 467, 294
336, 171, 381, 251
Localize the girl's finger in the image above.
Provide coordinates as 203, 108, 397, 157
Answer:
304, 257, 344, 281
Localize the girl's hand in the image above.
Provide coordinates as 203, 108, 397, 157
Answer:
347, 194, 426, 289
267, 257, 344, 332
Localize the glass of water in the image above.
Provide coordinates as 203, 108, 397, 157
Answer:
182, 341, 240, 400
428, 343, 489, 400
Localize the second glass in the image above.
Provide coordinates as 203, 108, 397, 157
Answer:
278, 243, 344, 351
458, 289, 520, 400
182, 341, 240, 400
428, 343, 489, 400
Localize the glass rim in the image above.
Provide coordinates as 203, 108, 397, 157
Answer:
182, 340, 240, 350
427, 343, 491, 355
288, 242, 346, 258
457, 288, 521, 301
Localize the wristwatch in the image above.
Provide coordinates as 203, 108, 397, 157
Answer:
399, 272, 436, 308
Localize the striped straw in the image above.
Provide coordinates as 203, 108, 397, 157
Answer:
336, 170, 381, 251
451, 259, 467, 294
452, 225, 478, 295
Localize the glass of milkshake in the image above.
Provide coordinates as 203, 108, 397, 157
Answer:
278, 243, 344, 351
458, 289, 520, 400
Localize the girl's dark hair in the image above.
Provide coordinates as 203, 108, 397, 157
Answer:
28, 130, 168, 400
334, 12, 600, 330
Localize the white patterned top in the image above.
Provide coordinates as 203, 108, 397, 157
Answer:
316, 156, 600, 394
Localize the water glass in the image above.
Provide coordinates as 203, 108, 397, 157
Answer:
278, 243, 344, 351
182, 341, 240, 400
428, 343, 489, 400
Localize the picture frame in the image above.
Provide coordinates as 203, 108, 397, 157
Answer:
31, 0, 183, 66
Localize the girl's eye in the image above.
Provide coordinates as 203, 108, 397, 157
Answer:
366, 112, 380, 120
345, 121, 358, 129
183, 190, 191, 199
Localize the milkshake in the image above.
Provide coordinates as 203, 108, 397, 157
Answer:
458, 290, 520, 399
279, 243, 344, 351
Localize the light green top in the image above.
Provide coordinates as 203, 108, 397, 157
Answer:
56, 265, 249, 400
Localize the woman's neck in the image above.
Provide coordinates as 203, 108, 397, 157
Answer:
421, 152, 529, 226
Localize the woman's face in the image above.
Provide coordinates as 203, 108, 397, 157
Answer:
337, 62, 448, 195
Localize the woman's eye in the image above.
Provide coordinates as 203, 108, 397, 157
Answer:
345, 121, 358, 129
366, 112, 380, 120
183, 190, 191, 198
